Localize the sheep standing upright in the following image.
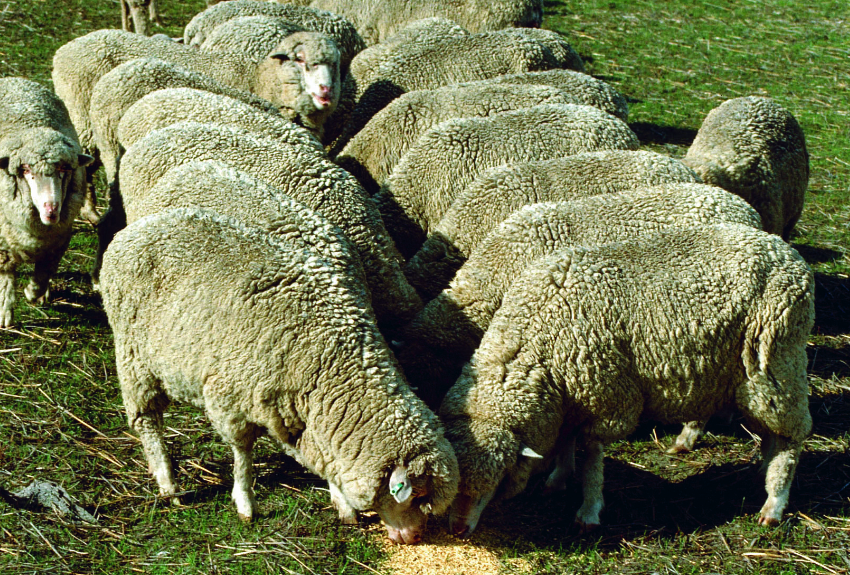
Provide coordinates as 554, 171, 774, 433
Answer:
440, 224, 814, 535
683, 96, 809, 240
100, 208, 458, 544
0, 78, 93, 328
121, 0, 158, 36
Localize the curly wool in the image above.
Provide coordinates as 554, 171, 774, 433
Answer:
100, 207, 458, 536
410, 150, 701, 296
117, 88, 323, 163
197, 15, 307, 60
183, 0, 365, 68
441, 223, 813, 526
334, 82, 580, 195
374, 104, 639, 258
331, 29, 584, 152
116, 121, 421, 329
683, 96, 809, 240
284, 0, 542, 46
398, 183, 763, 407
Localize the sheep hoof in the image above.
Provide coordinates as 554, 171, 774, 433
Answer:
237, 512, 254, 523
666, 444, 691, 455
338, 513, 358, 525
169, 496, 183, 507
573, 520, 600, 534
757, 514, 780, 527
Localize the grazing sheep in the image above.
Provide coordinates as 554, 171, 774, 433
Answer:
284, 0, 542, 45
100, 207, 458, 544
121, 0, 158, 36
117, 88, 323, 160
334, 83, 578, 194
183, 0, 365, 69
196, 15, 305, 60
397, 184, 763, 408
441, 223, 814, 534
409, 150, 701, 297
123, 159, 364, 289
374, 104, 639, 258
112, 121, 421, 329
683, 96, 809, 240
0, 78, 93, 327
331, 29, 584, 153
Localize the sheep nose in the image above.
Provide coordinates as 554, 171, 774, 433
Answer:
318, 84, 331, 96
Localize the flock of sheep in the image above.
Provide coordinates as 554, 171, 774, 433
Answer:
0, 0, 813, 546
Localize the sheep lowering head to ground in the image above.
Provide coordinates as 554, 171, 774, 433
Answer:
440, 223, 813, 535
100, 208, 458, 544
683, 96, 809, 240
0, 77, 94, 328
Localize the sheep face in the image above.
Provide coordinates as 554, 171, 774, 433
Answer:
269, 32, 341, 116
0, 128, 93, 226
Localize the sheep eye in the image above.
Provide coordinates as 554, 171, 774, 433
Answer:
21, 164, 31, 175
57, 165, 72, 173
294, 54, 304, 63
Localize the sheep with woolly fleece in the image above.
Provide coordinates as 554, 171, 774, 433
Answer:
440, 223, 814, 534
278, 0, 542, 46
183, 0, 365, 69
0, 77, 93, 328
117, 87, 323, 160
111, 121, 421, 330
330, 29, 584, 153
334, 75, 627, 195
196, 15, 306, 60
397, 183, 762, 409
374, 104, 639, 259
52, 27, 342, 160
100, 207, 458, 544
683, 96, 809, 240
87, 30, 340, 195
408, 150, 701, 298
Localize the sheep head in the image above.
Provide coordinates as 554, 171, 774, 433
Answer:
268, 31, 342, 119
0, 128, 93, 226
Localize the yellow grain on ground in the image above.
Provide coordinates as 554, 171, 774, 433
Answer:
380, 527, 532, 575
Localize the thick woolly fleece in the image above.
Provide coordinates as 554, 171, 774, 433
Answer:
334, 83, 579, 195
99, 208, 458, 540
117, 88, 323, 163
410, 150, 700, 296
441, 223, 813, 528
683, 96, 809, 240
0, 78, 91, 327
282, 0, 542, 46
115, 121, 421, 329
88, 58, 285, 190
374, 104, 639, 259
331, 29, 584, 153
183, 0, 365, 69
197, 15, 306, 60
124, 159, 364, 287
398, 184, 763, 408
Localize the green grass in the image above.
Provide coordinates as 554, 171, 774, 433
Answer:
1, 0, 849, 573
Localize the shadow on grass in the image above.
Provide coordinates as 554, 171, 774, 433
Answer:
630, 122, 698, 146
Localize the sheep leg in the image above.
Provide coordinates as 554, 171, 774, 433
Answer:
574, 440, 604, 531
24, 243, 67, 305
544, 434, 577, 494
758, 434, 802, 526
0, 270, 16, 328
133, 412, 180, 505
230, 433, 259, 522
121, 0, 131, 32
667, 420, 707, 454
328, 481, 358, 525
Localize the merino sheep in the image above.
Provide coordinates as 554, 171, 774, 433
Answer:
397, 184, 763, 408
683, 96, 809, 240
0, 78, 94, 328
183, 0, 365, 69
374, 104, 640, 258
409, 150, 701, 297
441, 223, 814, 534
100, 207, 458, 544
112, 121, 421, 330
121, 0, 158, 36
196, 15, 306, 60
335, 82, 601, 195
331, 29, 584, 152
282, 0, 543, 45
117, 88, 323, 159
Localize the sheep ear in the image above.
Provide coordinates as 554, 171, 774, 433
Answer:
269, 50, 290, 62
78, 154, 94, 168
0, 156, 8, 172
520, 444, 543, 459
388, 466, 414, 504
